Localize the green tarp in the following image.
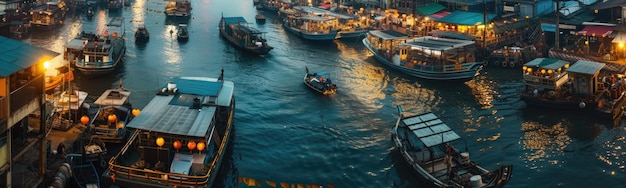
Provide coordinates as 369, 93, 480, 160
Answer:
0, 36, 59, 77
416, 2, 445, 16
433, 10, 496, 26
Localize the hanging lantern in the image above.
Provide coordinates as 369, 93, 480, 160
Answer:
187, 141, 196, 150
80, 115, 90, 125
564, 64, 570, 69
108, 114, 117, 123
548, 69, 554, 74
156, 137, 165, 147
197, 142, 206, 151
541, 69, 546, 74
132, 109, 141, 116
522, 66, 527, 71
527, 68, 533, 73
173, 140, 182, 150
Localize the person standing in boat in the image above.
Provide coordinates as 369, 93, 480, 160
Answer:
445, 144, 455, 175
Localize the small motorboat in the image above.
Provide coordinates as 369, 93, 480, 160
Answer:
304, 66, 337, 95
86, 7, 94, 19
134, 24, 150, 42
177, 24, 189, 42
255, 14, 266, 24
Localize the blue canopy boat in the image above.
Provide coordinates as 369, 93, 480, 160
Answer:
304, 67, 337, 95
283, 15, 338, 41
220, 16, 273, 55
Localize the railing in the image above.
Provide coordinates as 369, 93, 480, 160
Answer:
10, 75, 43, 113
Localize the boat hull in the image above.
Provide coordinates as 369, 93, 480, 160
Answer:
283, 23, 337, 41
75, 38, 125, 76
363, 38, 482, 81
336, 30, 368, 39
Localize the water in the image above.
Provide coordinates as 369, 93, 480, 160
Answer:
19, 0, 626, 187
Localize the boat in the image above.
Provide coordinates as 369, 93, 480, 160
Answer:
304, 67, 337, 95
258, 0, 282, 11
134, 24, 150, 43
487, 45, 539, 68
29, 1, 67, 31
102, 71, 235, 188
520, 58, 626, 124
219, 16, 273, 55
283, 15, 339, 41
83, 136, 108, 167
292, 6, 369, 40
86, 7, 94, 19
363, 30, 483, 81
48, 90, 89, 131
66, 153, 101, 188
252, 0, 259, 5
75, 17, 126, 76
177, 23, 189, 41
255, 14, 266, 24
45, 66, 74, 93
89, 82, 133, 143
391, 106, 513, 188
108, 0, 123, 11
164, 0, 192, 18
9, 20, 30, 38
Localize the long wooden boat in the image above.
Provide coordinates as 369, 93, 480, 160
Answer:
391, 106, 513, 187
89, 84, 133, 143
75, 18, 126, 76
363, 30, 483, 81
29, 1, 67, 30
292, 6, 369, 40
164, 0, 192, 18
520, 58, 626, 124
219, 16, 273, 55
102, 72, 235, 188
283, 15, 338, 41
66, 153, 101, 188
304, 67, 337, 95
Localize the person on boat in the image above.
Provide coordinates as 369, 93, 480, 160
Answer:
318, 76, 323, 83
445, 144, 455, 175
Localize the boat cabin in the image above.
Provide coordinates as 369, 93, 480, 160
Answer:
521, 58, 570, 98
286, 15, 339, 34
29, 1, 66, 27
365, 30, 409, 59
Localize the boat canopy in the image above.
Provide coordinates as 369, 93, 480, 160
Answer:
567, 60, 605, 75
223, 17, 248, 25
127, 98, 216, 137
368, 30, 408, 40
402, 113, 460, 147
402, 36, 475, 51
523, 58, 568, 70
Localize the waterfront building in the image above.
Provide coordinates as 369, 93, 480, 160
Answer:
0, 36, 59, 187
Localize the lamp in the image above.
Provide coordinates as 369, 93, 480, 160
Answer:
132, 109, 141, 116
197, 142, 206, 153
80, 115, 90, 125
156, 137, 165, 164
173, 140, 182, 152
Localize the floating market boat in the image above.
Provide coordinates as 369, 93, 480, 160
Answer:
283, 15, 338, 41
102, 72, 235, 188
520, 58, 626, 124
292, 6, 369, 40
363, 30, 483, 81
255, 14, 266, 24
89, 83, 133, 143
164, 0, 192, 18
9, 20, 30, 38
134, 24, 150, 43
391, 106, 513, 187
219, 16, 273, 55
29, 1, 67, 30
74, 17, 126, 76
304, 66, 337, 95
66, 153, 101, 188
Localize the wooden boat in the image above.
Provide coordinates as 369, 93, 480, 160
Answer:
9, 20, 30, 38
391, 106, 513, 188
292, 6, 369, 40
66, 153, 101, 188
75, 17, 126, 76
283, 15, 338, 41
48, 90, 89, 131
134, 24, 149, 43
177, 24, 189, 41
45, 66, 74, 92
102, 71, 235, 188
29, 1, 67, 30
107, 0, 123, 11
89, 83, 133, 143
86, 7, 94, 19
255, 14, 266, 24
258, 0, 282, 11
83, 136, 108, 167
520, 58, 626, 124
304, 67, 337, 95
363, 30, 483, 81
164, 0, 192, 18
219, 16, 273, 55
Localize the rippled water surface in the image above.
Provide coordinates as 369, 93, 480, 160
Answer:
20, 0, 626, 187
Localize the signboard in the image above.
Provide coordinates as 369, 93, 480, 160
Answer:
503, 5, 515, 12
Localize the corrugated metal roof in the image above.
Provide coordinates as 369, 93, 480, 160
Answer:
568, 60, 604, 75
0, 36, 59, 77
524, 58, 569, 70
223, 17, 248, 25
368, 30, 408, 40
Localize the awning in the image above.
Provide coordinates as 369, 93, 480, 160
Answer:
541, 23, 555, 32
613, 32, 626, 44
0, 36, 59, 77
433, 10, 496, 26
318, 4, 330, 10
416, 2, 445, 16
429, 31, 476, 41
577, 25, 614, 36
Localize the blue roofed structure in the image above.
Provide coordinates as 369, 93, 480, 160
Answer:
222, 17, 248, 25
0, 36, 59, 77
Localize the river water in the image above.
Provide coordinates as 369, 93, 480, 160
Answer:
19, 0, 626, 187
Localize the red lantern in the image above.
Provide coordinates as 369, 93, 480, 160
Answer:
132, 109, 141, 116
197, 142, 206, 151
80, 115, 90, 125
173, 140, 182, 150
187, 141, 196, 150
108, 114, 117, 123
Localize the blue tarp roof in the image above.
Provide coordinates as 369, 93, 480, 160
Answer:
433, 10, 496, 25
168, 77, 224, 96
0, 36, 59, 77
415, 2, 446, 16
223, 17, 248, 25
